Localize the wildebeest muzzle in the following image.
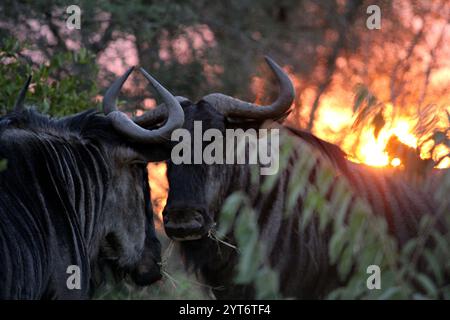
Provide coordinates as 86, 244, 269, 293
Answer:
163, 206, 210, 241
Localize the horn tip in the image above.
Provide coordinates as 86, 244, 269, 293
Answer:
14, 75, 33, 112
264, 55, 282, 71
138, 67, 159, 87
264, 55, 276, 64
124, 66, 135, 77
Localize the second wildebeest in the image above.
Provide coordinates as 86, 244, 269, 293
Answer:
162, 57, 446, 299
0, 67, 184, 299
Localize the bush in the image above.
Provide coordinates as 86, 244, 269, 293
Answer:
218, 132, 450, 299
0, 38, 98, 116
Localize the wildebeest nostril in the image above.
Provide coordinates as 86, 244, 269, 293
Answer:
164, 208, 204, 224
164, 208, 206, 240
165, 218, 202, 231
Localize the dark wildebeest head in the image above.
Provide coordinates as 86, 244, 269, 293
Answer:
163, 57, 295, 240
0, 67, 184, 298
97, 67, 185, 285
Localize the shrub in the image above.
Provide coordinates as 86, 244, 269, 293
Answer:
0, 38, 98, 116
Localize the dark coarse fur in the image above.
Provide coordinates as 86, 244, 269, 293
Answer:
165, 100, 446, 299
0, 108, 161, 299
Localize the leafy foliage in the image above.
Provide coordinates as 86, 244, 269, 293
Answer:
218, 191, 280, 299
217, 131, 450, 299
0, 38, 98, 116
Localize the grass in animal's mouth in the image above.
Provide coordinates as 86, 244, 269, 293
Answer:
208, 229, 239, 252
159, 239, 224, 292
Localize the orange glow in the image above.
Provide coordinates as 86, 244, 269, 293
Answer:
354, 117, 418, 167
259, 63, 450, 169
315, 109, 449, 168
391, 158, 402, 167
148, 162, 168, 231
248, 52, 449, 170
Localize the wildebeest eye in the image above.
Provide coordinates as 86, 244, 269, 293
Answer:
116, 148, 147, 167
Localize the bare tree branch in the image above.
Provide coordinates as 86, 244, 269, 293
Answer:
44, 10, 69, 53
306, 0, 363, 132
418, 23, 447, 107
389, 20, 424, 106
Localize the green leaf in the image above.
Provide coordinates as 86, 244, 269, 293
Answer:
300, 189, 320, 230
423, 249, 443, 285
218, 192, 246, 237
0, 159, 7, 171
418, 214, 432, 232
329, 227, 348, 264
317, 197, 330, 231
286, 154, 316, 213
401, 238, 418, 260
316, 166, 334, 196
431, 231, 448, 256
348, 210, 366, 242
415, 273, 438, 298
234, 238, 259, 284
330, 180, 352, 230
326, 287, 345, 300
377, 287, 402, 300
337, 245, 353, 280
234, 207, 258, 244
254, 268, 280, 299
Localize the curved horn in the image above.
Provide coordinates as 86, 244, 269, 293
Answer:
103, 67, 184, 144
201, 56, 295, 120
132, 96, 189, 127
14, 75, 32, 112
103, 67, 135, 114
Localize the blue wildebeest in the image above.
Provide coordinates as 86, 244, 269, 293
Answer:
0, 67, 184, 299
162, 57, 447, 299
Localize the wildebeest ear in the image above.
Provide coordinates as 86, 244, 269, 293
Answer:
135, 143, 172, 162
